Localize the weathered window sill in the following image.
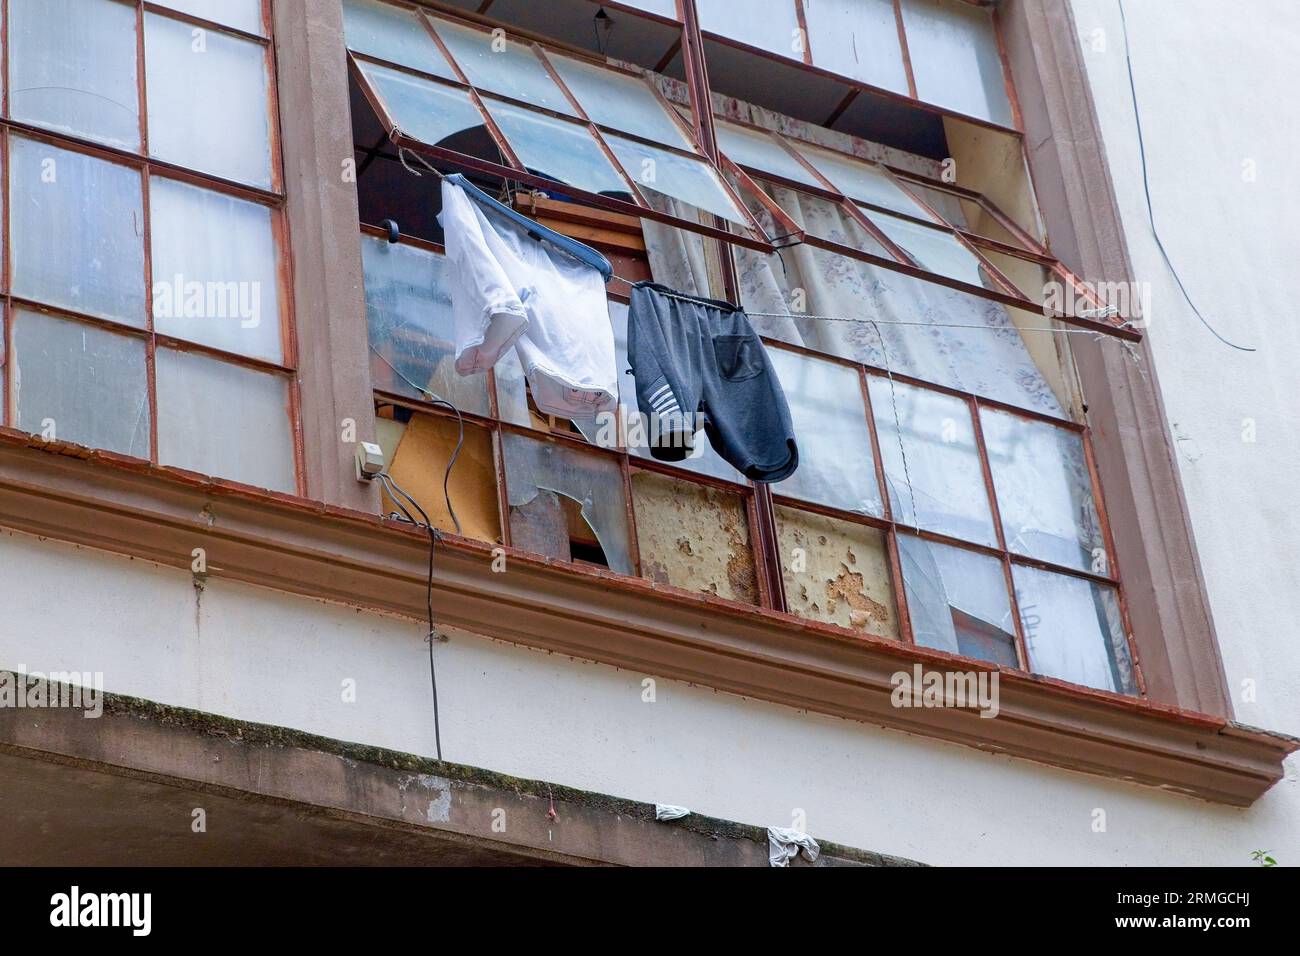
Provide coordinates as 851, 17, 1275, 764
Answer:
0, 431, 1293, 807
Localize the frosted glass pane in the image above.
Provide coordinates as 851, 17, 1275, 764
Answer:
155, 349, 295, 492
900, 0, 1014, 126
870, 212, 991, 288
868, 376, 996, 546
618, 0, 679, 18
981, 409, 1104, 573
804, 0, 909, 94
1013, 566, 1135, 695
144, 13, 273, 187
152, 0, 264, 35
11, 310, 150, 457
716, 122, 821, 188
343, 0, 456, 77
361, 236, 491, 416
501, 432, 633, 575
150, 177, 283, 363
9, 0, 141, 151
10, 137, 146, 326
430, 16, 571, 113
768, 347, 881, 515
899, 534, 1016, 666
797, 144, 933, 218
607, 134, 744, 223
486, 98, 628, 195
549, 54, 689, 147
358, 61, 486, 147
697, 0, 804, 60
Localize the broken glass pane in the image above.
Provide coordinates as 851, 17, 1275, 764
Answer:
548, 54, 691, 148
155, 348, 295, 492
358, 60, 489, 150
429, 16, 571, 114
716, 121, 822, 188
606, 134, 746, 224
8, 0, 141, 151
867, 375, 997, 546
775, 506, 899, 637
11, 310, 150, 458
804, 0, 909, 94
980, 407, 1105, 574
632, 470, 758, 604
1013, 564, 1136, 695
898, 534, 1017, 666
501, 431, 633, 574
361, 236, 491, 416
10, 137, 146, 327
899, 0, 1014, 127
484, 97, 630, 195
152, 0, 264, 35
144, 12, 273, 188
150, 176, 283, 363
768, 346, 882, 515
342, 0, 456, 78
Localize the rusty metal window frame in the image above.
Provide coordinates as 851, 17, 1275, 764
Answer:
347, 0, 782, 251
0, 0, 305, 494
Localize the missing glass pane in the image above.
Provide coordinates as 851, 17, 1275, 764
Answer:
775, 506, 899, 637
631, 470, 758, 603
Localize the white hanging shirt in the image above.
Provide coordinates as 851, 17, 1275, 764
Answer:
439, 178, 617, 420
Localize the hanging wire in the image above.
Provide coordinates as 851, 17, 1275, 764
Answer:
1116, 0, 1254, 352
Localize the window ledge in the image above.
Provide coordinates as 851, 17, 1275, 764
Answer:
0, 430, 1293, 807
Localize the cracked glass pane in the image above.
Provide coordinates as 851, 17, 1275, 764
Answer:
898, 534, 1017, 666
868, 375, 997, 546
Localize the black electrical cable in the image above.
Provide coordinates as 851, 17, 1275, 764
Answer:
1116, 0, 1255, 352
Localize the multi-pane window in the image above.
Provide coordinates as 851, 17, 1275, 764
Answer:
696, 0, 1016, 128
347, 0, 1143, 698
2, 0, 298, 493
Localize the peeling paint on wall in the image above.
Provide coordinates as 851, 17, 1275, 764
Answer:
631, 471, 758, 604
774, 506, 898, 637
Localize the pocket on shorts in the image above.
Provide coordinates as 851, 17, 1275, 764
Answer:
712, 334, 764, 382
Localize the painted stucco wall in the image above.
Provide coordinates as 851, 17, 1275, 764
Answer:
0, 526, 1293, 866
1070, 0, 1300, 847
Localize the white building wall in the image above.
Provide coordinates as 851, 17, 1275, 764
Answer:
1, 526, 1293, 866
1071, 0, 1299, 789
1, 0, 1295, 867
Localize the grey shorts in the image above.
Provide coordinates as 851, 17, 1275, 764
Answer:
627, 282, 799, 483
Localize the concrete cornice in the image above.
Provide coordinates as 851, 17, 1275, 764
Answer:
0, 435, 1292, 808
